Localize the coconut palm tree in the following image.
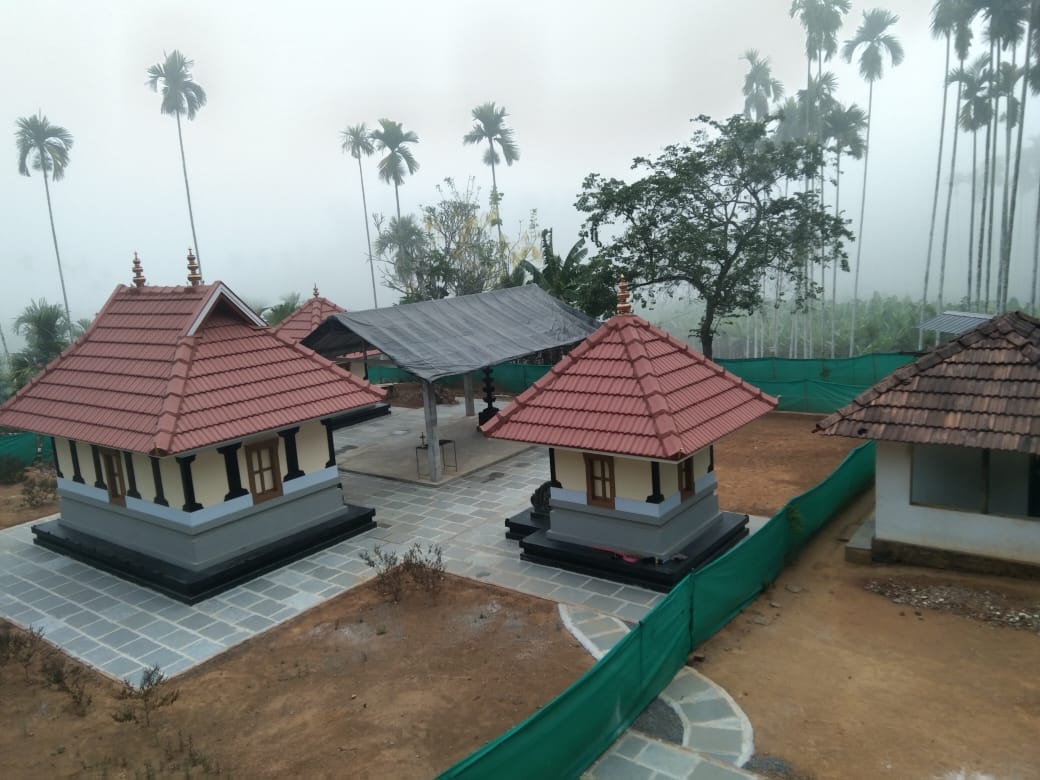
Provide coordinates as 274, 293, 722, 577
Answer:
146, 50, 207, 277
843, 8, 905, 356
10, 299, 70, 388
920, 0, 975, 348
463, 102, 520, 247
371, 119, 419, 221
822, 101, 867, 357
341, 123, 379, 308
741, 50, 785, 121
15, 113, 75, 343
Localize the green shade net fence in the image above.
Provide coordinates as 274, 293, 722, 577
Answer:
0, 433, 54, 469
369, 353, 916, 413
438, 441, 876, 779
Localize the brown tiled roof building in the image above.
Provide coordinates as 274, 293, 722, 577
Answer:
816, 311, 1040, 455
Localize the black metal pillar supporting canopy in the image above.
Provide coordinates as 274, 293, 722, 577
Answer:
478, 366, 499, 426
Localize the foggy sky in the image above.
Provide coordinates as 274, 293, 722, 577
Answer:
3, 0, 1036, 350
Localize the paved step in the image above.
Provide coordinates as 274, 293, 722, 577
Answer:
560, 605, 756, 779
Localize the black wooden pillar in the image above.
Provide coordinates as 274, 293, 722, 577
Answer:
150, 457, 169, 506
646, 462, 664, 503
278, 427, 305, 481
176, 455, 203, 512
217, 443, 249, 500
69, 441, 84, 483
548, 447, 562, 488
478, 366, 499, 426
322, 420, 336, 468
123, 452, 141, 499
50, 437, 63, 479
90, 445, 106, 490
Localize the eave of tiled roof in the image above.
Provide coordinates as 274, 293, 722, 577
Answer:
816, 311, 1040, 454
0, 283, 384, 455
480, 314, 776, 460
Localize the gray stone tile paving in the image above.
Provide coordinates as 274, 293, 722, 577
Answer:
0, 404, 754, 775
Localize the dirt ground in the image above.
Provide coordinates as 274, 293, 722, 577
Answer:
0, 476, 58, 531
0, 574, 592, 778
714, 412, 856, 517
698, 490, 1040, 780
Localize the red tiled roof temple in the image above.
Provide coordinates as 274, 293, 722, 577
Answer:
481, 313, 776, 460
0, 282, 384, 456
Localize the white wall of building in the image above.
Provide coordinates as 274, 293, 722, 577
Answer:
877, 441, 1040, 565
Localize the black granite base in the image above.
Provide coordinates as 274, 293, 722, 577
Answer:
519, 512, 749, 592
504, 508, 551, 540
32, 505, 377, 604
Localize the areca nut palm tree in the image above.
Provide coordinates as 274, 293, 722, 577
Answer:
15, 113, 75, 343
822, 101, 867, 357
741, 50, 785, 121
146, 50, 207, 278
921, 0, 975, 348
371, 119, 419, 221
341, 123, 380, 308
463, 102, 520, 247
1001, 0, 1036, 312
842, 7, 904, 356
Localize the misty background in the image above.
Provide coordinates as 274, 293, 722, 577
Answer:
4, 0, 1038, 351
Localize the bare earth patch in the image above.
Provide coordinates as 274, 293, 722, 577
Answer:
696, 491, 1040, 780
0, 574, 592, 778
0, 475, 59, 531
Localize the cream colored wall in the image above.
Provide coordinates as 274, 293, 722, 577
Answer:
614, 457, 651, 500
555, 449, 586, 492
660, 460, 679, 495
54, 437, 72, 479
126, 453, 150, 498
296, 422, 329, 474
694, 447, 711, 479
158, 456, 186, 509
191, 447, 232, 507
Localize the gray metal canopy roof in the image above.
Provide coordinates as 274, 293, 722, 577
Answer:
301, 285, 601, 382
918, 311, 993, 336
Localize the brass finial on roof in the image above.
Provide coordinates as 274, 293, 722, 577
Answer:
313, 284, 320, 298
616, 275, 632, 316
186, 248, 202, 287
131, 252, 146, 288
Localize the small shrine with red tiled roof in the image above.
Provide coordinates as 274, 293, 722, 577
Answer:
817, 311, 1040, 575
271, 285, 346, 344
0, 252, 389, 602
481, 279, 776, 589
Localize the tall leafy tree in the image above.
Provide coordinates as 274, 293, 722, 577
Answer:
842, 8, 904, 356
341, 123, 379, 308
15, 114, 75, 343
741, 50, 785, 120
146, 50, 207, 277
370, 119, 419, 221
463, 102, 520, 247
575, 114, 851, 359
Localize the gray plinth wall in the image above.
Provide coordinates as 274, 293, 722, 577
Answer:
548, 471, 722, 560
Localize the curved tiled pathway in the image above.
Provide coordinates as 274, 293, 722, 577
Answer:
562, 606, 756, 780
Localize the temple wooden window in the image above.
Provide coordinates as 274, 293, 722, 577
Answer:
245, 439, 283, 504
584, 453, 616, 509
678, 457, 695, 500
101, 449, 127, 507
